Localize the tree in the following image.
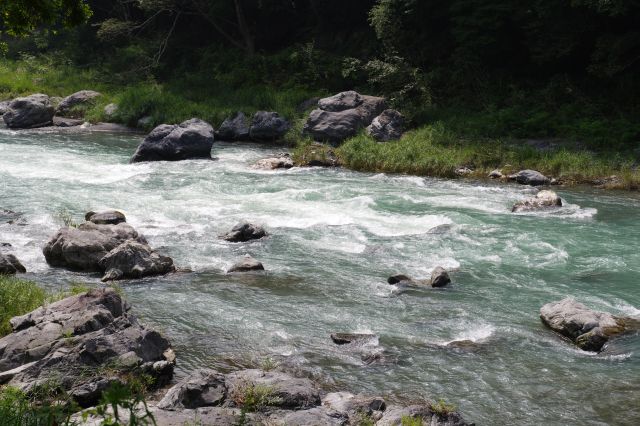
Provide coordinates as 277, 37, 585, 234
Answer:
0, 0, 92, 37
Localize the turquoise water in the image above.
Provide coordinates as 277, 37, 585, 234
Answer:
1, 128, 639, 425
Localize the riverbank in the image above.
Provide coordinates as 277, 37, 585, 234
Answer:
2, 57, 638, 190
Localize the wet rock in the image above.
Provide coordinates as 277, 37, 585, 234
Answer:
304, 91, 386, 144
1, 209, 23, 224
56, 90, 101, 117
157, 368, 227, 409
507, 169, 550, 186
0, 253, 26, 274
540, 297, 638, 352
367, 109, 404, 141
387, 274, 415, 285
512, 190, 562, 213
43, 222, 147, 272
430, 266, 451, 288
221, 222, 267, 242
444, 339, 481, 352
225, 369, 321, 410
131, 118, 214, 163
98, 240, 175, 281
455, 167, 474, 176
103, 103, 118, 120
489, 169, 504, 179
0, 288, 175, 407
85, 210, 127, 225
217, 111, 250, 141
249, 111, 290, 141
252, 153, 294, 170
330, 333, 377, 345
2, 94, 55, 129
378, 404, 471, 426
228, 255, 264, 273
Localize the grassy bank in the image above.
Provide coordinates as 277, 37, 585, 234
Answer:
2, 56, 638, 189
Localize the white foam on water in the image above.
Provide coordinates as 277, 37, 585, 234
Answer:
443, 324, 496, 346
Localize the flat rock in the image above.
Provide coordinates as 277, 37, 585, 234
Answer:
43, 222, 147, 272
131, 118, 214, 163
0, 253, 26, 274
508, 169, 550, 186
217, 111, 250, 141
53, 116, 84, 127
56, 90, 101, 117
249, 111, 290, 141
2, 94, 55, 129
540, 297, 636, 351
0, 288, 175, 407
98, 240, 175, 281
85, 210, 126, 225
227, 255, 264, 273
512, 190, 562, 213
220, 222, 267, 242
330, 333, 377, 345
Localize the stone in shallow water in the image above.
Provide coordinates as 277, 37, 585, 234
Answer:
131, 118, 214, 162
430, 266, 451, 288
330, 333, 377, 345
2, 94, 54, 129
0, 253, 26, 274
228, 255, 264, 273
221, 222, 267, 242
85, 210, 127, 225
512, 190, 562, 213
99, 240, 175, 281
508, 169, 550, 186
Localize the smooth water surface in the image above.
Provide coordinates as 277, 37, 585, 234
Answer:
1, 128, 639, 425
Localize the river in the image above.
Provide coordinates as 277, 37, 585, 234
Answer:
1, 128, 639, 425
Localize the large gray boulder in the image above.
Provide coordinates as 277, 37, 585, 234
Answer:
512, 190, 562, 213
131, 118, 214, 163
0, 288, 175, 407
99, 240, 175, 282
2, 94, 55, 129
43, 222, 147, 272
0, 253, 26, 274
540, 298, 639, 351
220, 222, 267, 242
303, 91, 386, 144
508, 169, 550, 186
367, 109, 404, 141
217, 111, 250, 141
56, 90, 101, 116
249, 111, 290, 141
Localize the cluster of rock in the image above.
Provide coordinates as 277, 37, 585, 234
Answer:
1, 90, 102, 129
0, 288, 175, 407
303, 91, 404, 144
388, 266, 452, 288
88, 367, 471, 426
216, 111, 290, 142
540, 298, 639, 352
43, 210, 175, 281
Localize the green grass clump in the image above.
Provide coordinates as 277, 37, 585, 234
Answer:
401, 415, 424, 426
0, 276, 48, 336
429, 398, 457, 417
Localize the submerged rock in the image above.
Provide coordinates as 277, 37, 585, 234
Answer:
249, 111, 290, 141
1, 209, 23, 224
430, 266, 451, 288
217, 111, 250, 141
85, 210, 127, 225
252, 153, 294, 170
2, 94, 55, 129
221, 222, 267, 242
512, 190, 562, 213
303, 91, 386, 144
131, 118, 214, 162
508, 169, 550, 186
56, 90, 101, 117
0, 288, 175, 407
228, 255, 264, 273
387, 274, 415, 285
387, 267, 450, 288
0, 253, 26, 274
540, 297, 639, 351
367, 109, 404, 141
99, 240, 175, 281
43, 222, 146, 272
330, 333, 377, 345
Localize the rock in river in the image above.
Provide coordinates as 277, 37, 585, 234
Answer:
2, 94, 55, 129
540, 297, 639, 351
0, 252, 26, 274
217, 111, 250, 141
227, 255, 264, 273
99, 240, 175, 281
85, 210, 127, 225
131, 118, 214, 163
430, 266, 451, 288
252, 153, 294, 170
249, 111, 290, 141
330, 333, 377, 345
220, 222, 267, 242
512, 190, 562, 213
508, 169, 550, 186
0, 288, 175, 407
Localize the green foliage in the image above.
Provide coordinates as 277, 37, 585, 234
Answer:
0, 382, 78, 426
0, 276, 47, 336
400, 415, 424, 426
85, 381, 156, 426
0, 0, 91, 38
429, 399, 456, 417
232, 382, 281, 413
56, 208, 80, 228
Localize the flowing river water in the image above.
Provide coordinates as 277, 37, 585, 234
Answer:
1, 128, 639, 425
